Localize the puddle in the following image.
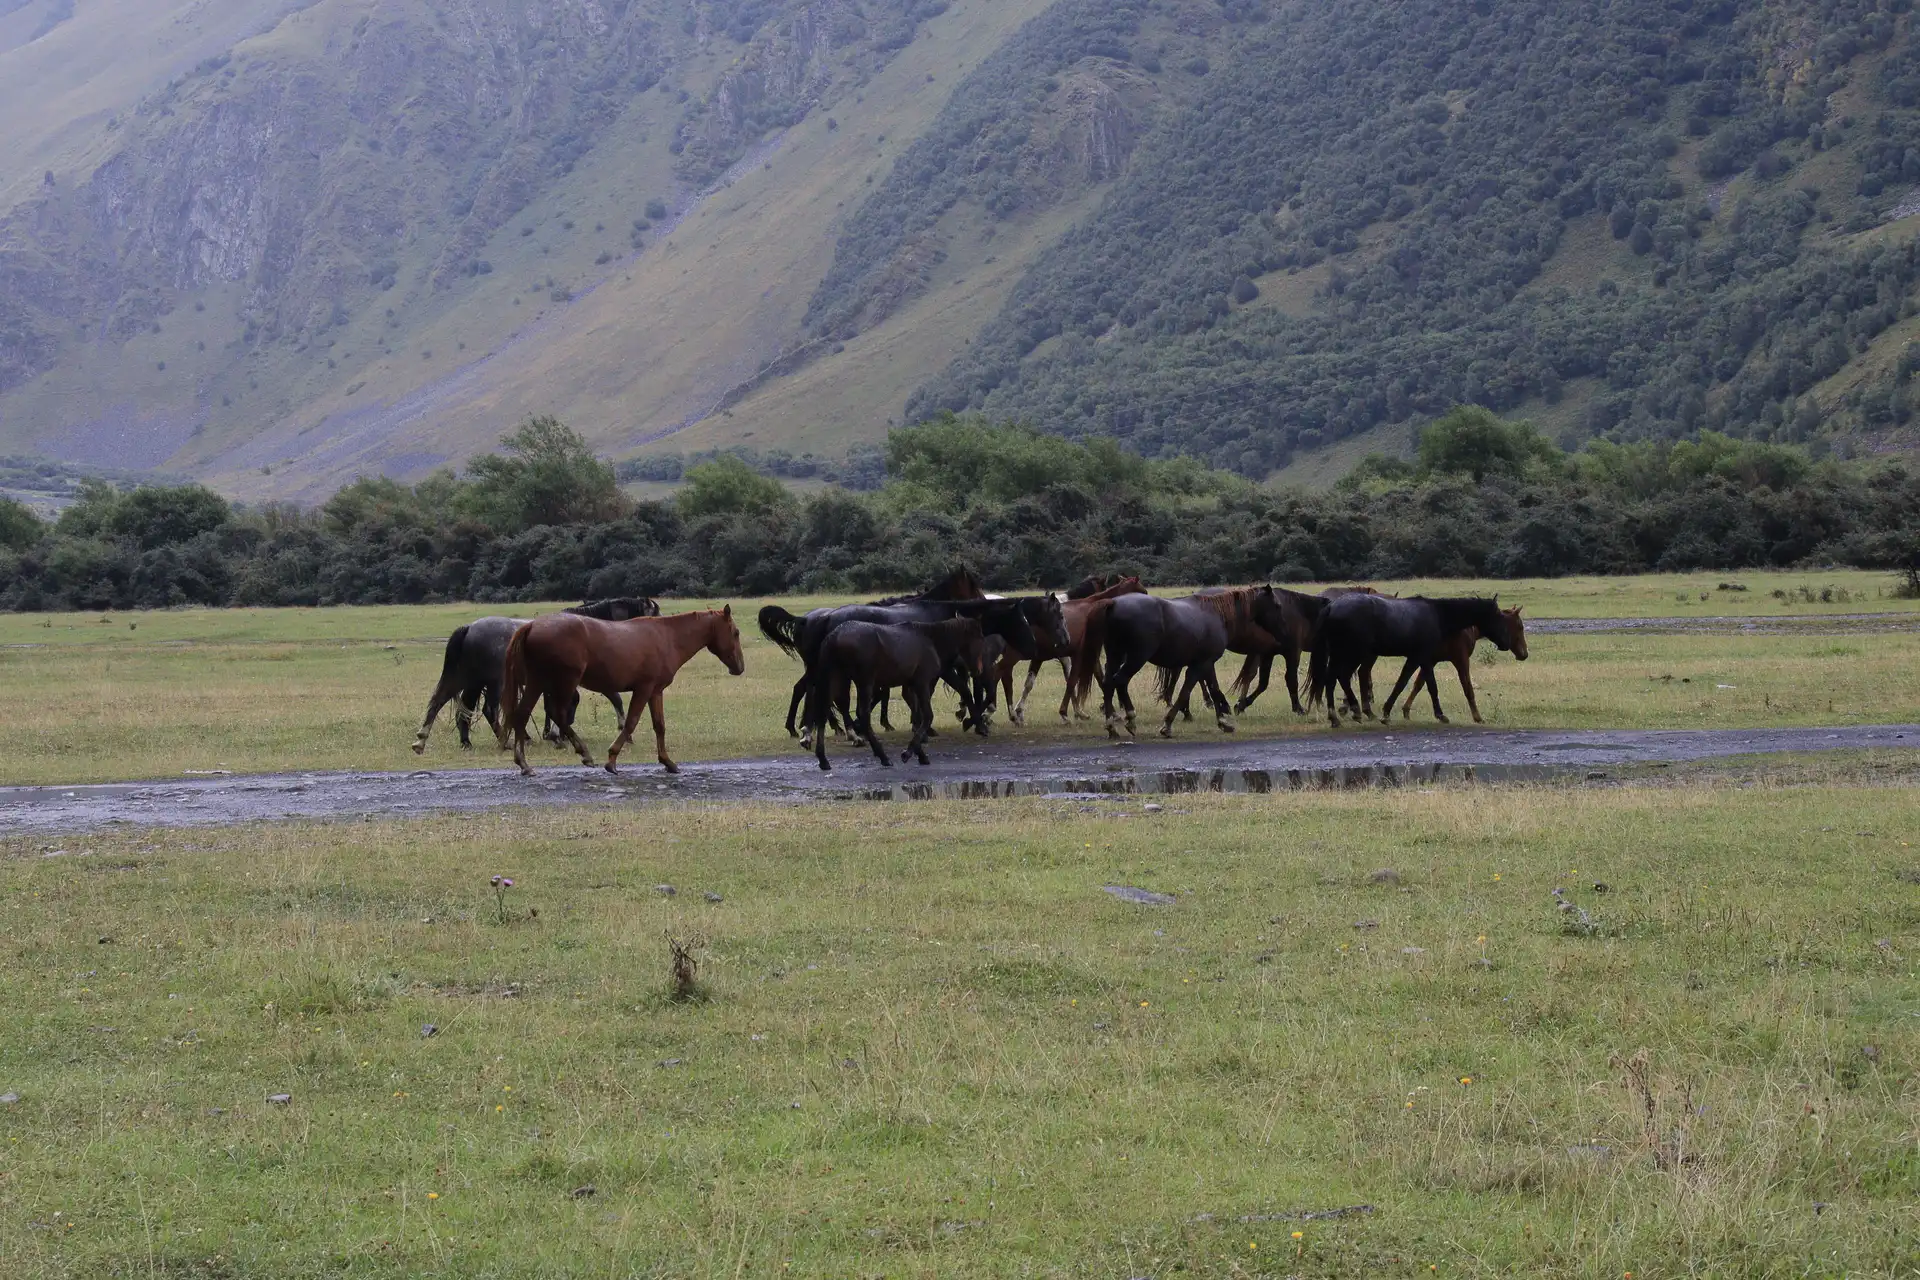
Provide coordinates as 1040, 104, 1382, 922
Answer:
2, 724, 1913, 835
854, 761, 1565, 802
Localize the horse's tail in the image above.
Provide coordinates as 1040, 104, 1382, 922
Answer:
1306, 637, 1329, 710
1229, 652, 1262, 700
439, 624, 469, 683
1154, 663, 1179, 706
496, 622, 533, 748
1071, 600, 1112, 708
758, 605, 806, 660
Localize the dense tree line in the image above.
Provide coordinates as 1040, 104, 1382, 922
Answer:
2, 413, 1915, 611
897, 0, 1920, 471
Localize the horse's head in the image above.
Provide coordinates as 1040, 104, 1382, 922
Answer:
1501, 605, 1527, 660
946, 617, 990, 676
708, 605, 746, 675
1477, 598, 1518, 653
974, 599, 1038, 659
1031, 592, 1071, 651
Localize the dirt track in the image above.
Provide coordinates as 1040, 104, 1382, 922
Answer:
2, 724, 1914, 834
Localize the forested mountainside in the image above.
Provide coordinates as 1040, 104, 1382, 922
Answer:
4, 0, 1920, 497
904, 0, 1920, 471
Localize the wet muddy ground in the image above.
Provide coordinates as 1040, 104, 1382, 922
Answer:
1526, 612, 1916, 635
3, 724, 1914, 834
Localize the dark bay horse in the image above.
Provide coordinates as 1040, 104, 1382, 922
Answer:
998, 576, 1146, 724
497, 607, 744, 775
1098, 593, 1238, 739
1180, 585, 1330, 716
807, 618, 988, 771
1310, 595, 1518, 729
1392, 606, 1528, 723
411, 598, 659, 752
760, 568, 988, 739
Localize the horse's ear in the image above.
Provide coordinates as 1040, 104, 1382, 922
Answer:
1513, 605, 1523, 615
723, 603, 732, 619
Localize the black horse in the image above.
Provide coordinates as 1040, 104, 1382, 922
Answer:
1098, 593, 1239, 739
760, 574, 1061, 743
806, 618, 988, 770
1309, 595, 1518, 729
411, 598, 658, 751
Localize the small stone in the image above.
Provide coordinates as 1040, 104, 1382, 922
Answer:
1472, 957, 1494, 969
570, 1184, 597, 1198
703, 892, 723, 903
1352, 919, 1379, 930
655, 884, 676, 896
1368, 869, 1400, 885
1861, 1044, 1881, 1063
97, 936, 113, 945
267, 1093, 292, 1105
1143, 802, 1163, 813
0, 1092, 18, 1105
1591, 882, 1611, 894
421, 1024, 439, 1038
207, 1107, 225, 1116
1401, 946, 1426, 955
657, 1058, 682, 1068
1103, 885, 1176, 906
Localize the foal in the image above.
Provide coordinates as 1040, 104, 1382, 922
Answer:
497, 607, 745, 776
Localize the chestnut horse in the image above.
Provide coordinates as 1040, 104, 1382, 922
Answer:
497, 607, 745, 776
998, 575, 1147, 724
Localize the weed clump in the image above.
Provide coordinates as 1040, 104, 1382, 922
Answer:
667, 934, 706, 1002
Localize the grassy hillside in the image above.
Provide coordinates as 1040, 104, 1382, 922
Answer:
10, 0, 1920, 496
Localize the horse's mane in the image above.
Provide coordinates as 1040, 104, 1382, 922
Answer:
1429, 596, 1504, 633
868, 565, 983, 607
1187, 588, 1252, 627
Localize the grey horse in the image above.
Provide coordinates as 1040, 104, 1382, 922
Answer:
411, 598, 658, 752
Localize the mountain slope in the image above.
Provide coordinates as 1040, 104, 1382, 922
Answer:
6, 0, 1920, 498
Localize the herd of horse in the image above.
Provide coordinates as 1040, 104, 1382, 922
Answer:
411, 569, 1528, 777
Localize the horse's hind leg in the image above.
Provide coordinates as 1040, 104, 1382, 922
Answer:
787, 672, 808, 740
1283, 651, 1306, 715
905, 684, 933, 765
1378, 658, 1420, 722
854, 682, 891, 766
1203, 664, 1236, 733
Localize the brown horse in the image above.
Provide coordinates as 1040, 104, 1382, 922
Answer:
998, 575, 1147, 724
1211, 585, 1330, 715
1387, 606, 1528, 723
497, 607, 745, 776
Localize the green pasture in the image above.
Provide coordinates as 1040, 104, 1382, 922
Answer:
0, 570, 1916, 786
1, 777, 1917, 1276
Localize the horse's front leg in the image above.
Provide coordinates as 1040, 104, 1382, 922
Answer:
1016, 659, 1044, 725
905, 684, 933, 765
1283, 651, 1305, 715
604, 688, 648, 773
1423, 663, 1450, 724
787, 671, 808, 740
411, 679, 460, 754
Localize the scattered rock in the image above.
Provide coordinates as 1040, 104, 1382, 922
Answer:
1861, 1044, 1881, 1063
1368, 869, 1400, 885
1472, 957, 1494, 969
1401, 946, 1426, 956
0, 1092, 18, 1105
97, 936, 113, 945
657, 1058, 683, 1068
1565, 1144, 1611, 1162
1895, 869, 1920, 885
421, 1024, 439, 1038
207, 1107, 225, 1116
266, 1093, 292, 1105
655, 885, 676, 897
1142, 802, 1163, 813
571, 1185, 597, 1199
1103, 885, 1176, 906
1585, 771, 1608, 780
703, 892, 723, 903
1591, 882, 1610, 894
1352, 919, 1380, 930
1255, 952, 1275, 964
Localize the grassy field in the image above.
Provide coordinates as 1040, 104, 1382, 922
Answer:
1, 774, 1917, 1276
1, 570, 1916, 786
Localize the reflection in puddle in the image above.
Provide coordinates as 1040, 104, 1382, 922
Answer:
857, 761, 1566, 802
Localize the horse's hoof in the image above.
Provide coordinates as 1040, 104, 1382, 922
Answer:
605, 762, 620, 774
519, 767, 535, 778
818, 760, 832, 772
1435, 715, 1450, 725
661, 761, 680, 774
1217, 720, 1236, 734
410, 742, 426, 755
1158, 726, 1174, 739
